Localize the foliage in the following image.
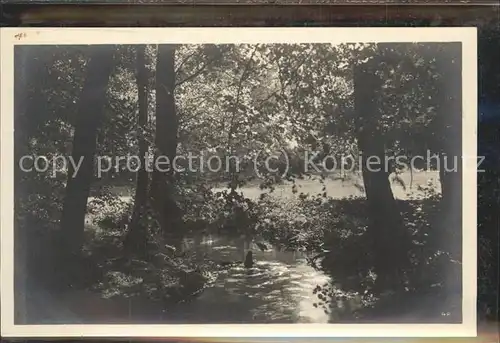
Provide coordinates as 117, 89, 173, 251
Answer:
15, 41, 473, 321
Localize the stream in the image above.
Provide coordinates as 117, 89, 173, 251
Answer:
162, 234, 331, 324
23, 233, 332, 325
81, 194, 334, 324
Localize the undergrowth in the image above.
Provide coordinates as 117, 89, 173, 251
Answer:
78, 180, 463, 321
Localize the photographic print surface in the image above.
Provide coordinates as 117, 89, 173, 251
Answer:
0, 28, 477, 338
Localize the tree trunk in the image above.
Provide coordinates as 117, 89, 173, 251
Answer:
437, 43, 463, 266
58, 47, 115, 286
353, 61, 411, 291
150, 44, 180, 237
439, 161, 453, 202
124, 45, 150, 256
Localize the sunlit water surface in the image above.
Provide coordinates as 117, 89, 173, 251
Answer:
162, 235, 331, 324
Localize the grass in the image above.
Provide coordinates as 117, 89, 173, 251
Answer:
102, 170, 441, 203
213, 171, 440, 201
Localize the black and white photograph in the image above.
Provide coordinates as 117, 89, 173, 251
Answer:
0, 28, 477, 338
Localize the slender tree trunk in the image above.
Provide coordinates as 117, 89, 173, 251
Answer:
436, 43, 463, 266
439, 162, 450, 200
124, 45, 150, 256
226, 47, 258, 192
150, 44, 180, 237
58, 47, 115, 285
409, 167, 414, 189
353, 61, 411, 291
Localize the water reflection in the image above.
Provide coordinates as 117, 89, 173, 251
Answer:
23, 233, 332, 324
163, 234, 330, 324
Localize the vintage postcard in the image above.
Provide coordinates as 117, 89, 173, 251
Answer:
0, 27, 477, 338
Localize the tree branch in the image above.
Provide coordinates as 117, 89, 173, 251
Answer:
175, 60, 210, 87
254, 53, 313, 111
174, 49, 198, 75
226, 45, 259, 152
